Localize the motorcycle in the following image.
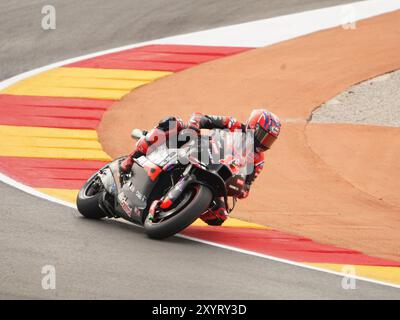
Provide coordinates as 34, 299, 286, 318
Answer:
76, 129, 248, 239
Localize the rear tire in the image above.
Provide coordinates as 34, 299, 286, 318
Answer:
144, 185, 212, 239
77, 174, 107, 219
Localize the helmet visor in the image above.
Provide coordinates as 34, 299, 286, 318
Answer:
255, 125, 277, 151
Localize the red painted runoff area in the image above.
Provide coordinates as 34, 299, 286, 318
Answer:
182, 226, 400, 267
0, 157, 108, 189
0, 95, 113, 129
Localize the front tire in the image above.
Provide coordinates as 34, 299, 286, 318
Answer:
77, 174, 107, 219
144, 185, 212, 239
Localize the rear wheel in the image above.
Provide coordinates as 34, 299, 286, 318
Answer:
77, 175, 107, 219
144, 185, 212, 239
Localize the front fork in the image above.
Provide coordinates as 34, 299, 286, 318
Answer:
159, 173, 197, 210
157, 165, 230, 212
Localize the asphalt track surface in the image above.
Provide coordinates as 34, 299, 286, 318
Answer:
1, 0, 399, 299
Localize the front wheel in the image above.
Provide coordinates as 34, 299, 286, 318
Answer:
76, 174, 108, 219
144, 185, 212, 239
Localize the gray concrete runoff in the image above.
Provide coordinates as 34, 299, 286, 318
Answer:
311, 70, 400, 127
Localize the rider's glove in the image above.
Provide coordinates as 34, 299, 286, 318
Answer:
120, 156, 134, 173
187, 115, 201, 134
177, 127, 200, 147
187, 124, 200, 135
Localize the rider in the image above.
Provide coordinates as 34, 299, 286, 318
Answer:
120, 109, 281, 226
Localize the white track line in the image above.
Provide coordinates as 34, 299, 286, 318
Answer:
0, 173, 76, 209
177, 234, 400, 290
153, 0, 400, 47
1, 0, 400, 290
1, 0, 399, 90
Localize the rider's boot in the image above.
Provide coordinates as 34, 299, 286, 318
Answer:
120, 129, 150, 174
120, 150, 144, 174
200, 198, 228, 226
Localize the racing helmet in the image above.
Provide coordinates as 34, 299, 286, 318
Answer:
246, 109, 281, 152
